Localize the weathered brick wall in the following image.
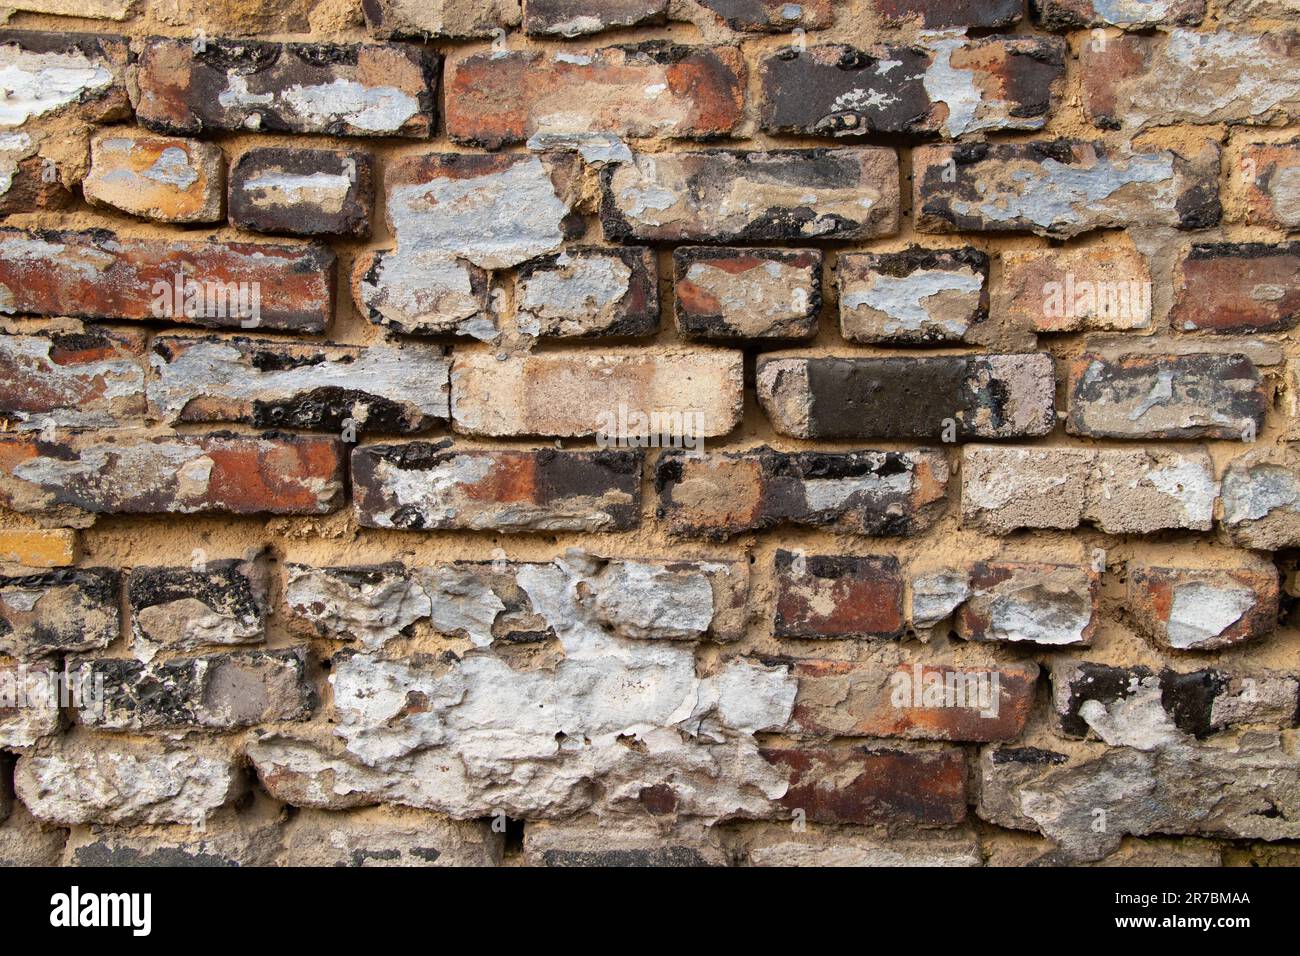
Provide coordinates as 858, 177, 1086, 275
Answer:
0, 0, 1298, 867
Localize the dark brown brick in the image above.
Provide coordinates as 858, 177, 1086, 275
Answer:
914, 141, 1220, 237
524, 0, 667, 35
1172, 243, 1300, 334
229, 148, 374, 238
0, 30, 131, 128
134, 37, 439, 138
655, 447, 950, 540
872, 0, 1022, 28
774, 552, 905, 639
694, 0, 834, 30
760, 38, 1064, 139
1066, 350, 1267, 440
756, 354, 1055, 440
445, 43, 744, 149
762, 746, 967, 825
0, 228, 334, 334
351, 441, 643, 532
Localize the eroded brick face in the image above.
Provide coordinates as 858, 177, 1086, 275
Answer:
445, 44, 745, 149
2, 3, 1300, 872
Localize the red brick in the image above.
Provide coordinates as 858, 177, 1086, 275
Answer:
1172, 243, 1300, 333
0, 327, 147, 431
0, 431, 345, 522
0, 229, 334, 334
445, 43, 745, 150
134, 37, 439, 138
774, 552, 905, 640
761, 746, 967, 825
791, 660, 1039, 742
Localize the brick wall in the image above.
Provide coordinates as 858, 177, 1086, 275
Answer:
0, 0, 1297, 867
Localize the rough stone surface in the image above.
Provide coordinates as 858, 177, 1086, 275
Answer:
149, 335, 450, 434
127, 557, 269, 654
282, 807, 503, 866
282, 554, 749, 649
0, 568, 119, 659
351, 443, 643, 532
759, 38, 1065, 139
134, 37, 439, 138
977, 736, 1300, 862
523, 819, 726, 866
16, 735, 244, 826
756, 354, 1055, 440
674, 247, 821, 341
601, 148, 899, 243
655, 446, 950, 540
75, 650, 313, 731
229, 147, 374, 238
1221, 448, 1300, 550
84, 131, 225, 224
445, 44, 745, 150
962, 445, 1218, 535
915, 141, 1220, 238
0, 662, 61, 747
744, 824, 981, 866
0, 229, 335, 334
838, 247, 989, 345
